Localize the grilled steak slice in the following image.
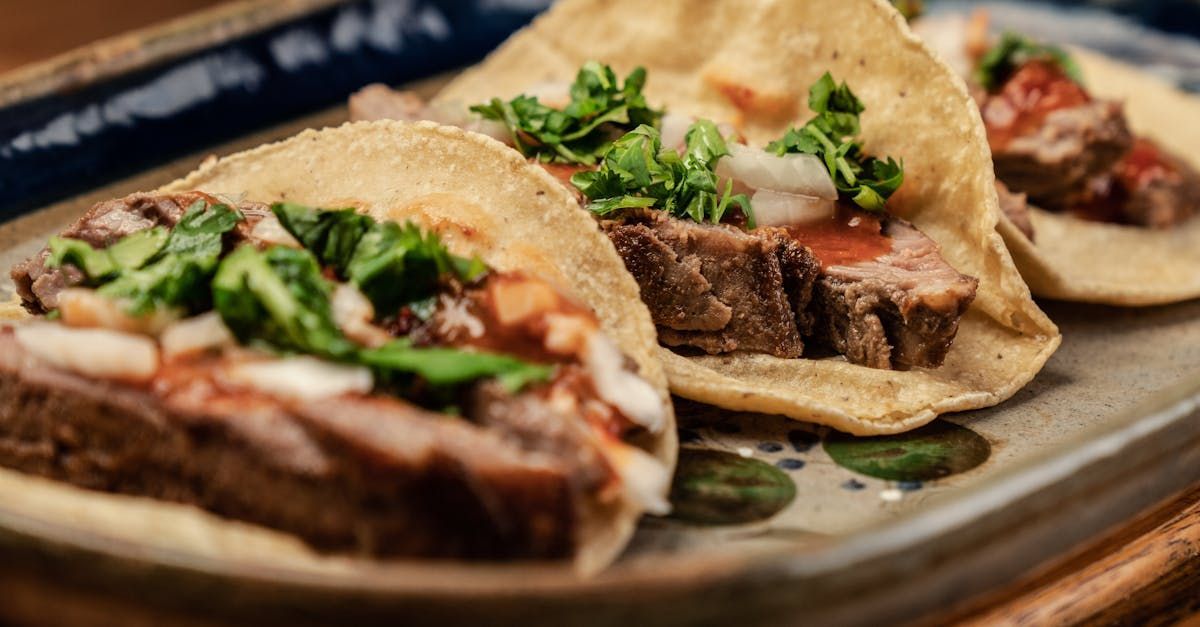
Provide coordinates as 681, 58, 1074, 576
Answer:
996, 181, 1035, 241
0, 330, 608, 559
602, 211, 817, 358
814, 220, 978, 370
1110, 142, 1200, 228
11, 193, 267, 314
987, 100, 1133, 209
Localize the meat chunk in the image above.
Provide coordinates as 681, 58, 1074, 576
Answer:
349, 84, 428, 122
814, 220, 978, 370
0, 330, 602, 560
603, 211, 818, 358
10, 193, 265, 314
602, 209, 975, 370
996, 180, 1035, 241
988, 100, 1133, 209
1122, 167, 1200, 228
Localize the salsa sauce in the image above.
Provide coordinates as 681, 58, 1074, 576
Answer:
1068, 139, 1178, 223
982, 61, 1091, 150
783, 205, 892, 268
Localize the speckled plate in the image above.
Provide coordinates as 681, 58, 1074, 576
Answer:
1, 1, 1199, 625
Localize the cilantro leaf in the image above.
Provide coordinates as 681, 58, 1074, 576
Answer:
358, 340, 552, 393
96, 201, 242, 315
976, 32, 1083, 91
571, 121, 753, 227
214, 244, 549, 394
47, 200, 242, 315
470, 61, 662, 165
214, 245, 357, 359
272, 203, 487, 317
47, 226, 168, 281
767, 73, 904, 213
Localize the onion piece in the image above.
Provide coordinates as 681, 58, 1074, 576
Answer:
249, 213, 301, 248
331, 284, 390, 348
58, 288, 179, 336
584, 334, 666, 434
596, 438, 671, 516
715, 143, 837, 200
160, 312, 234, 360
14, 322, 159, 382
659, 113, 693, 152
751, 189, 837, 227
224, 356, 373, 402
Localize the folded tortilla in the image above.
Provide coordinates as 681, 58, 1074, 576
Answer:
434, 0, 1061, 435
996, 49, 1200, 306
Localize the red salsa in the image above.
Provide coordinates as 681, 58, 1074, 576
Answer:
1068, 138, 1178, 223
983, 61, 1091, 150
784, 206, 892, 268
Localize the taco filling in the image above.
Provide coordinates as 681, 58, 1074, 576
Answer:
3, 192, 669, 561
351, 65, 978, 371
918, 13, 1200, 234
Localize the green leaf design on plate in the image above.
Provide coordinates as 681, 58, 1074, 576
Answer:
824, 420, 991, 481
669, 448, 797, 525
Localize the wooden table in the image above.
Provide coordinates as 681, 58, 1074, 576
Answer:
0, 0, 232, 73
0, 1, 1197, 625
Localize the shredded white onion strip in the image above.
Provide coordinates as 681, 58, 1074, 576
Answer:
14, 322, 160, 383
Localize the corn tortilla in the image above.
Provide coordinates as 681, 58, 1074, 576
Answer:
435, 0, 1061, 435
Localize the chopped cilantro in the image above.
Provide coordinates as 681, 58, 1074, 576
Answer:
272, 203, 487, 317
213, 244, 549, 393
976, 32, 1083, 91
470, 61, 662, 165
46, 200, 241, 315
767, 73, 904, 213
571, 120, 753, 226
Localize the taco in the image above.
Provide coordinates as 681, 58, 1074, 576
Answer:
348, 0, 1060, 434
915, 10, 1200, 305
1, 122, 675, 573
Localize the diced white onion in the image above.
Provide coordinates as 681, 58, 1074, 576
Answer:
543, 313, 597, 356
660, 113, 693, 152
224, 356, 373, 401
249, 214, 301, 248
331, 284, 390, 348
14, 322, 159, 382
750, 189, 837, 227
597, 439, 671, 516
584, 334, 665, 434
57, 288, 179, 336
715, 143, 838, 200
160, 312, 234, 360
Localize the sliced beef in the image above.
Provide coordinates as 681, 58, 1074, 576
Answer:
602, 210, 818, 358
0, 329, 605, 559
996, 180, 1035, 241
1122, 164, 1200, 228
602, 209, 975, 370
469, 378, 612, 493
11, 192, 266, 314
987, 100, 1133, 209
813, 220, 978, 370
